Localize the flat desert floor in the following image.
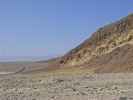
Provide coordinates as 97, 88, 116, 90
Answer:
0, 62, 133, 100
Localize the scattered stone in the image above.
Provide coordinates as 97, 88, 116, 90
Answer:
119, 97, 127, 100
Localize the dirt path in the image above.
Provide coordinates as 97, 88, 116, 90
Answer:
0, 66, 25, 75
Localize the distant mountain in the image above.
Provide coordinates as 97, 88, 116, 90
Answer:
0, 56, 53, 62
59, 13, 133, 73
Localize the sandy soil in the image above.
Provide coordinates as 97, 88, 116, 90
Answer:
0, 62, 133, 100
0, 67, 133, 100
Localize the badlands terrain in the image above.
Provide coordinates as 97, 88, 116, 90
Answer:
0, 14, 133, 100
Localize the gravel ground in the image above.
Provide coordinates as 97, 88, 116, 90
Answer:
0, 73, 133, 100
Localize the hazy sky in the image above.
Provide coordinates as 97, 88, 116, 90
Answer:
0, 0, 132, 58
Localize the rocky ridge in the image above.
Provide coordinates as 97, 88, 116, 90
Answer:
59, 14, 133, 72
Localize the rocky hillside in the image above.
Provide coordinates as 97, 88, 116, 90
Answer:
59, 14, 133, 72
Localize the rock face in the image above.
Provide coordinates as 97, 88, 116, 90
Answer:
60, 14, 133, 72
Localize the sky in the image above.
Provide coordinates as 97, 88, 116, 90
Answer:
0, 0, 132, 60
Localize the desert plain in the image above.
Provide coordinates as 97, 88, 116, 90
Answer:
0, 62, 132, 100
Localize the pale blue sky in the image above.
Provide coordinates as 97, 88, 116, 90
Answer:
0, 0, 132, 58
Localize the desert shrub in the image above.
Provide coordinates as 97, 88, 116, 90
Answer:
119, 97, 127, 100
127, 34, 133, 41
111, 41, 117, 47
97, 46, 106, 55
60, 60, 64, 64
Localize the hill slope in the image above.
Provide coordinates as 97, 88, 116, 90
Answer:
59, 14, 133, 72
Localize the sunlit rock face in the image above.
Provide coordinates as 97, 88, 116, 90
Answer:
59, 14, 133, 69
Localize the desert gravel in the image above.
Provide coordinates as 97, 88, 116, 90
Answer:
0, 73, 133, 100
